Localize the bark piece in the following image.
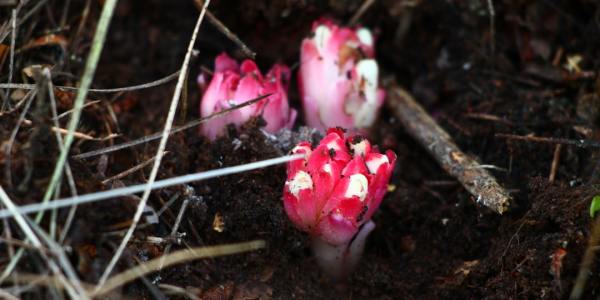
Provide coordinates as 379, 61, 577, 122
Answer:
387, 86, 511, 214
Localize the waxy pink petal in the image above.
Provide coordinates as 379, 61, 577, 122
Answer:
199, 53, 297, 140
298, 19, 385, 132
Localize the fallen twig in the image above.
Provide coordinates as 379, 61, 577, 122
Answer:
549, 144, 562, 182
387, 86, 511, 214
193, 0, 255, 58
21, 119, 119, 141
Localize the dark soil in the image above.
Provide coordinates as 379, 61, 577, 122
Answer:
2, 0, 600, 299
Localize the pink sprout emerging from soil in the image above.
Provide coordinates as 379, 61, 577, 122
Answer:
298, 19, 385, 132
199, 52, 297, 140
283, 128, 396, 279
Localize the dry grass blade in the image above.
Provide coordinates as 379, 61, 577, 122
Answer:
91, 240, 265, 297
1, 8, 16, 111
0, 0, 119, 284
0, 153, 303, 219
21, 119, 119, 141
0, 289, 19, 300
0, 70, 179, 92
54, 100, 100, 120
0, 71, 178, 93
3, 89, 36, 188
42, 69, 80, 243
158, 284, 201, 300
72, 93, 270, 159
0, 187, 85, 299
101, 152, 164, 184
23, 218, 89, 300
94, 0, 211, 289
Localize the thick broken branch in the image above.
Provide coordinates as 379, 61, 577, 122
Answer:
387, 86, 511, 214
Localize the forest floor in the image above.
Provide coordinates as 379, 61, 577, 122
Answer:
1, 0, 600, 299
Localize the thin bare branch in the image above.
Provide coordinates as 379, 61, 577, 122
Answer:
495, 133, 600, 148
158, 199, 189, 270
193, 0, 255, 58
0, 70, 180, 93
349, 0, 376, 26
72, 93, 270, 159
101, 152, 165, 185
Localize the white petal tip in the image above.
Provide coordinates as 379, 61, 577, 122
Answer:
356, 28, 373, 46
288, 171, 313, 197
345, 174, 369, 201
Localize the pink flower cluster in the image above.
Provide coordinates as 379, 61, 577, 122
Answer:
199, 19, 384, 139
198, 19, 394, 279
199, 53, 296, 140
299, 19, 385, 132
283, 128, 396, 246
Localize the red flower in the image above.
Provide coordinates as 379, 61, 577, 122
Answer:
283, 128, 396, 246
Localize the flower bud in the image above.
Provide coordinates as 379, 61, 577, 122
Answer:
283, 128, 396, 246
298, 19, 385, 132
199, 53, 297, 140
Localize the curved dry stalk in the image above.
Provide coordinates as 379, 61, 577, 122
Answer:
73, 93, 270, 159
94, 1, 211, 289
91, 240, 265, 297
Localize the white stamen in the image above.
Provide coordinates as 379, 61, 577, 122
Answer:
345, 174, 368, 201
356, 28, 373, 46
288, 171, 313, 197
366, 155, 389, 174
